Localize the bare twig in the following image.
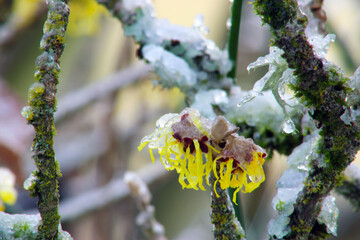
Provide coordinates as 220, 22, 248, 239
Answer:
57, 162, 170, 223
125, 171, 167, 240
22, 0, 70, 238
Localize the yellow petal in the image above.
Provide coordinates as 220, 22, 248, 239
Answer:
0, 189, 17, 205
194, 140, 206, 191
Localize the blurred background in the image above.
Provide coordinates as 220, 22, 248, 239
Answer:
0, 0, 359, 239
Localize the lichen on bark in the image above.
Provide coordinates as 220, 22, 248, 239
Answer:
209, 171, 246, 240
253, 0, 360, 239
22, 0, 70, 239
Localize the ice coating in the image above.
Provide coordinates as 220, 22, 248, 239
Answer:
245, 47, 299, 133
308, 34, 336, 59
0, 212, 72, 239
347, 66, 360, 107
116, 0, 232, 94
287, 131, 321, 170
317, 196, 339, 236
226, 87, 287, 133
190, 89, 229, 119
268, 132, 322, 238
142, 44, 197, 88
267, 215, 291, 239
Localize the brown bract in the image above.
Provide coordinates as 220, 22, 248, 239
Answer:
210, 116, 266, 163
223, 135, 266, 163
171, 112, 211, 153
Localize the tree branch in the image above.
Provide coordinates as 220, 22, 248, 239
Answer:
209, 170, 246, 240
253, 0, 360, 239
22, 0, 70, 238
96, 0, 232, 95
58, 162, 170, 223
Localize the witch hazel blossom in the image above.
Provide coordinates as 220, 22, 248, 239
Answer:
211, 116, 266, 202
138, 108, 266, 203
138, 108, 215, 191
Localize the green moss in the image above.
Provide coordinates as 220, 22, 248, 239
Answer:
235, 122, 303, 157
210, 172, 246, 239
253, 0, 298, 30
12, 222, 36, 239
22, 0, 69, 239
276, 200, 286, 211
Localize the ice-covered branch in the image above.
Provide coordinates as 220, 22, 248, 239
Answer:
58, 162, 170, 223
21, 0, 70, 239
0, 212, 72, 239
125, 172, 167, 240
253, 0, 360, 239
97, 0, 232, 96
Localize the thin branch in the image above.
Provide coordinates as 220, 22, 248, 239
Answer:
22, 0, 70, 238
97, 0, 232, 94
58, 162, 170, 223
253, 0, 360, 239
55, 63, 152, 123
209, 170, 246, 240
125, 171, 167, 240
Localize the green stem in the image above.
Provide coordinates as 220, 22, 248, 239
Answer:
23, 0, 70, 239
227, 0, 246, 228
210, 171, 246, 240
228, 187, 245, 229
227, 0, 243, 79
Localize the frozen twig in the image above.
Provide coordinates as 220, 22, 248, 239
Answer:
21, 0, 70, 238
253, 0, 360, 239
97, 0, 232, 95
125, 171, 167, 240
57, 162, 170, 223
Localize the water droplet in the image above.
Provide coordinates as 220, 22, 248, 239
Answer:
282, 118, 295, 133
226, 18, 232, 30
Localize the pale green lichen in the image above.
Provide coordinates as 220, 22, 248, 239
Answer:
21, 0, 70, 239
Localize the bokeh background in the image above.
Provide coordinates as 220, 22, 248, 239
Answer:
0, 0, 359, 239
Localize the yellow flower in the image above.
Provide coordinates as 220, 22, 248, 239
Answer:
138, 108, 217, 190
213, 135, 266, 203
0, 168, 17, 211
139, 110, 266, 203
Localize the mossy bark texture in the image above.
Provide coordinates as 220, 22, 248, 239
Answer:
253, 0, 360, 239
25, 0, 69, 239
209, 171, 246, 240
